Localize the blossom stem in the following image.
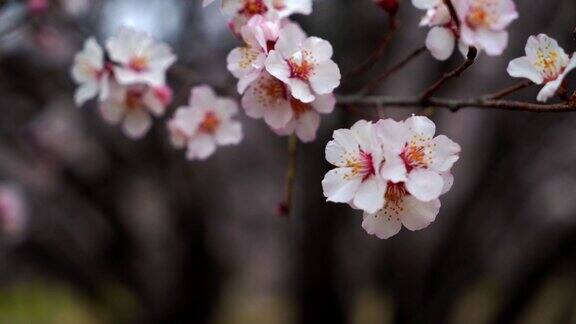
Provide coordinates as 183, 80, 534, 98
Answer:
361, 46, 427, 94
344, 17, 400, 80
484, 80, 534, 100
336, 95, 576, 113
279, 134, 298, 217
419, 47, 478, 102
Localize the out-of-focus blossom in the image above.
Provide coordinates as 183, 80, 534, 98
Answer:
322, 120, 386, 214
265, 24, 341, 103
99, 83, 173, 139
455, 0, 518, 56
222, 0, 312, 34
106, 26, 177, 87
203, 0, 217, 6
507, 34, 576, 102
272, 93, 335, 143
27, 0, 50, 14
71, 38, 110, 106
0, 185, 28, 243
413, 0, 463, 60
168, 85, 243, 160
60, 0, 90, 15
227, 14, 282, 93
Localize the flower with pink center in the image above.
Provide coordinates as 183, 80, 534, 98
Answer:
241, 71, 334, 141
322, 120, 386, 214
99, 82, 173, 139
227, 14, 283, 93
168, 85, 243, 160
222, 0, 312, 34
455, 0, 518, 56
507, 34, 576, 102
361, 179, 450, 239
376, 115, 460, 203
106, 26, 176, 87
71, 38, 110, 106
265, 24, 341, 103
0, 185, 28, 243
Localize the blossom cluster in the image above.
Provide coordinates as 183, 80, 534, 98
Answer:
223, 4, 341, 142
413, 0, 518, 60
322, 116, 461, 239
71, 27, 176, 139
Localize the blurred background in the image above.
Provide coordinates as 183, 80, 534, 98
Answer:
0, 0, 576, 323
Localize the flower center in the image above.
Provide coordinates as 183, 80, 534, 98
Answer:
125, 89, 144, 110
264, 77, 288, 100
241, 0, 268, 15
200, 112, 220, 134
289, 98, 311, 118
400, 144, 429, 172
288, 52, 314, 80
535, 49, 563, 81
466, 0, 498, 29
385, 181, 408, 206
129, 56, 149, 72
347, 149, 376, 181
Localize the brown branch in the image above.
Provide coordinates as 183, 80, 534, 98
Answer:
344, 17, 400, 80
337, 94, 576, 113
278, 134, 298, 217
420, 47, 478, 102
362, 46, 427, 94
484, 80, 534, 100
443, 0, 460, 25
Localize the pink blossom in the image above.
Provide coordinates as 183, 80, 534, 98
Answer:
265, 24, 341, 103
168, 85, 243, 160
71, 38, 110, 106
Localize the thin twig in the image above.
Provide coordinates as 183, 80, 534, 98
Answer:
443, 0, 460, 25
484, 80, 534, 100
344, 17, 399, 80
278, 134, 298, 217
337, 94, 576, 113
420, 47, 478, 102
362, 46, 427, 94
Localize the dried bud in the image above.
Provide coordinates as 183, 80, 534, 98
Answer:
373, 0, 399, 16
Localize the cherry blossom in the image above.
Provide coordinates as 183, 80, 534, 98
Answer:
507, 34, 576, 103
227, 14, 282, 93
106, 26, 176, 87
168, 85, 243, 160
222, 0, 312, 34
322, 120, 386, 214
412, 0, 464, 61
71, 38, 110, 106
0, 185, 28, 242
265, 24, 341, 103
360, 116, 459, 239
99, 83, 173, 139
455, 0, 518, 56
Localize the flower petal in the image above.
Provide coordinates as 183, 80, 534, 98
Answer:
406, 169, 444, 202
353, 177, 386, 214
322, 167, 362, 203
507, 56, 544, 84
426, 27, 455, 61
362, 209, 402, 239
122, 109, 152, 139
400, 196, 440, 231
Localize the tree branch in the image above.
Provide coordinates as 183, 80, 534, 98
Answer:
278, 134, 298, 217
484, 80, 534, 100
344, 17, 400, 80
362, 46, 427, 94
337, 94, 576, 113
420, 47, 478, 102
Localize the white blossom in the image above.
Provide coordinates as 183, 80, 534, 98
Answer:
106, 26, 176, 87
168, 85, 243, 160
265, 24, 340, 103
507, 34, 576, 102
99, 82, 173, 139
71, 38, 110, 106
